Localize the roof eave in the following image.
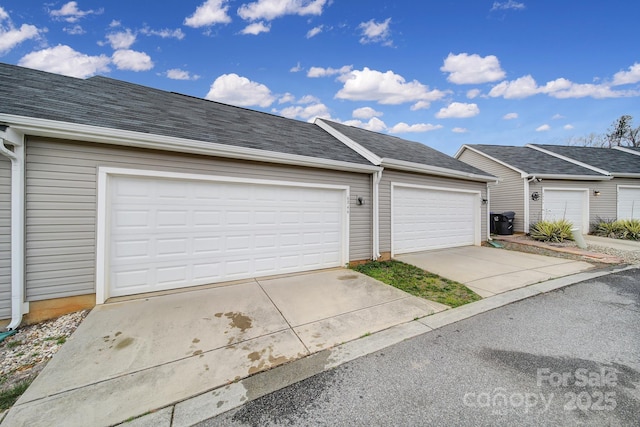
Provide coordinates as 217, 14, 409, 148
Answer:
613, 146, 640, 156
381, 158, 497, 182
531, 173, 612, 181
0, 114, 382, 174
611, 173, 640, 179
455, 145, 529, 176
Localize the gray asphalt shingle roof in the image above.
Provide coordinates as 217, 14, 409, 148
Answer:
532, 144, 640, 175
0, 63, 371, 165
322, 120, 493, 177
466, 145, 606, 176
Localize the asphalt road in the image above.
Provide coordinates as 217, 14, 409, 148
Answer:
199, 267, 640, 427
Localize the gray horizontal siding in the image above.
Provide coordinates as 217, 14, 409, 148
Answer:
379, 169, 488, 253
528, 179, 617, 230
26, 138, 373, 301
458, 149, 526, 232
0, 156, 10, 319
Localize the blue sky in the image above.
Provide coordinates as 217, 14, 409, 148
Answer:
0, 1, 639, 155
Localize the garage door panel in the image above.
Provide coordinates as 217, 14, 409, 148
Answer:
618, 187, 640, 220
393, 186, 477, 254
543, 189, 588, 232
108, 175, 346, 298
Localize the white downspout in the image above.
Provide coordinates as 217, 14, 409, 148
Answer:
486, 184, 491, 241
372, 169, 382, 259
0, 127, 26, 330
523, 177, 530, 234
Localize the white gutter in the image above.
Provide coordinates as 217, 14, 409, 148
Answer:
0, 114, 382, 174
381, 158, 497, 183
372, 169, 383, 259
0, 127, 27, 330
528, 173, 612, 181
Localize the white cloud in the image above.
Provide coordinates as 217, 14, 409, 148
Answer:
336, 67, 448, 106
536, 124, 550, 132
166, 68, 200, 80
63, 25, 85, 35
435, 102, 480, 119
564, 124, 574, 130
49, 1, 102, 23
466, 88, 481, 99
410, 101, 432, 111
612, 63, 640, 86
184, 0, 231, 28
112, 49, 154, 71
389, 122, 443, 133
106, 30, 136, 49
298, 94, 319, 104
358, 18, 392, 45
206, 73, 275, 107
306, 25, 323, 38
238, 0, 327, 21
18, 44, 110, 78
489, 75, 538, 99
241, 21, 270, 35
342, 117, 387, 133
307, 65, 352, 78
441, 53, 505, 84
352, 107, 382, 120
0, 23, 41, 54
278, 92, 296, 103
109, 20, 121, 28
452, 127, 469, 133
503, 112, 518, 120
279, 103, 330, 121
491, 1, 525, 11
552, 113, 565, 119
0, 7, 8, 21
140, 27, 185, 40
490, 73, 639, 99
290, 62, 302, 72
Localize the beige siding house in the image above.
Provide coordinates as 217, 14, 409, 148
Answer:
456, 144, 640, 234
1, 63, 495, 328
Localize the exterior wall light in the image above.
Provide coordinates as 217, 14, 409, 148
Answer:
594, 190, 601, 197
356, 196, 365, 205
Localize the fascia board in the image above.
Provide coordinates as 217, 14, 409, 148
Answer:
0, 114, 381, 174
532, 173, 613, 181
314, 118, 382, 165
381, 158, 497, 182
613, 146, 640, 156
526, 144, 611, 175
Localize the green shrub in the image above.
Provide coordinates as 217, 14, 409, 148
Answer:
529, 219, 574, 242
591, 218, 640, 240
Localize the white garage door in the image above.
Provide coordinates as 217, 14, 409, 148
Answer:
392, 185, 479, 255
106, 173, 346, 298
543, 188, 588, 233
618, 186, 640, 220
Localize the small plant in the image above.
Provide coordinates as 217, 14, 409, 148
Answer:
56, 336, 67, 345
591, 218, 640, 240
529, 220, 574, 243
0, 379, 33, 410
6, 340, 22, 349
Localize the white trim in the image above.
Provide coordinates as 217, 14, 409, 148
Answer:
523, 178, 530, 233
617, 185, 640, 220
486, 184, 491, 240
613, 146, 640, 156
372, 170, 383, 259
314, 119, 382, 165
0, 114, 381, 174
527, 144, 611, 175
0, 128, 28, 330
542, 187, 590, 233
455, 145, 528, 177
531, 173, 611, 181
96, 167, 351, 304
390, 182, 482, 256
381, 158, 496, 182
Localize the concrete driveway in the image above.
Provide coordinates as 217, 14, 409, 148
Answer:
396, 246, 595, 297
2, 269, 446, 427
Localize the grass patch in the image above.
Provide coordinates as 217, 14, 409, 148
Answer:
5, 340, 22, 349
352, 260, 481, 308
0, 380, 32, 411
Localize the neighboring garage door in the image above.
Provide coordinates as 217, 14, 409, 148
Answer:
99, 170, 347, 300
543, 188, 589, 233
392, 184, 479, 255
618, 186, 640, 219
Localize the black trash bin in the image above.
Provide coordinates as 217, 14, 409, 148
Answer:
493, 211, 515, 235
